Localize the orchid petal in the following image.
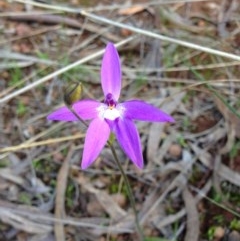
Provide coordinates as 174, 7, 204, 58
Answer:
101, 42, 121, 101
122, 100, 174, 122
47, 106, 78, 121
73, 100, 101, 120
81, 118, 110, 169
114, 118, 143, 169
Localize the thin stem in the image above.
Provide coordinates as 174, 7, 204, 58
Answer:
66, 106, 144, 239
109, 144, 144, 241
66, 105, 88, 127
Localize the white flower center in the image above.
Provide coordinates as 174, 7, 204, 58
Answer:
104, 108, 120, 120
97, 104, 125, 121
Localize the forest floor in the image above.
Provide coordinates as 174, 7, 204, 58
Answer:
0, 0, 240, 240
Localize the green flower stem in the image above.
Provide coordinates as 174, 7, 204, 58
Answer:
66, 105, 88, 127
66, 105, 144, 240
109, 144, 144, 241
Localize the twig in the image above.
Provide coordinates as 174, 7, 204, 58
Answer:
0, 133, 84, 153
7, 14, 84, 28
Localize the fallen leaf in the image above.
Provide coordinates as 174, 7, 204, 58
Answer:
118, 5, 145, 15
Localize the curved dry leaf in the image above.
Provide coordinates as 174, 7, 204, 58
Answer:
147, 91, 185, 166
118, 5, 145, 15
0, 168, 25, 185
182, 187, 200, 241
219, 164, 240, 187
147, 122, 164, 165
0, 209, 52, 234
76, 175, 127, 221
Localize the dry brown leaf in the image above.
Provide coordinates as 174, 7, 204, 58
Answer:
147, 91, 185, 166
118, 5, 145, 15
54, 146, 74, 241
155, 133, 177, 165
111, 193, 127, 208
76, 175, 127, 221
0, 209, 52, 234
0, 168, 25, 185
182, 187, 200, 241
212, 154, 224, 199
87, 198, 105, 216
15, 23, 32, 36
147, 122, 164, 165
219, 164, 240, 187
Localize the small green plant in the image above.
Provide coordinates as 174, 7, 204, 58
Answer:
135, 74, 147, 88
145, 237, 171, 241
212, 188, 222, 203
230, 141, 240, 158
32, 159, 40, 169
19, 192, 31, 205
183, 116, 190, 129
36, 51, 49, 60
0, 159, 9, 168
207, 226, 216, 241
109, 178, 128, 197
230, 219, 240, 231
109, 182, 119, 194
213, 214, 224, 224
9, 66, 23, 86
50, 179, 57, 188
176, 134, 187, 147
16, 100, 27, 116
62, 147, 68, 156
66, 182, 75, 208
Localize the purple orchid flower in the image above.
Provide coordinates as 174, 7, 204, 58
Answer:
47, 43, 174, 169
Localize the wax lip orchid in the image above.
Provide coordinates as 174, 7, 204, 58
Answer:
47, 43, 174, 169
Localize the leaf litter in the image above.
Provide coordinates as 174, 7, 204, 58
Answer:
0, 0, 240, 240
